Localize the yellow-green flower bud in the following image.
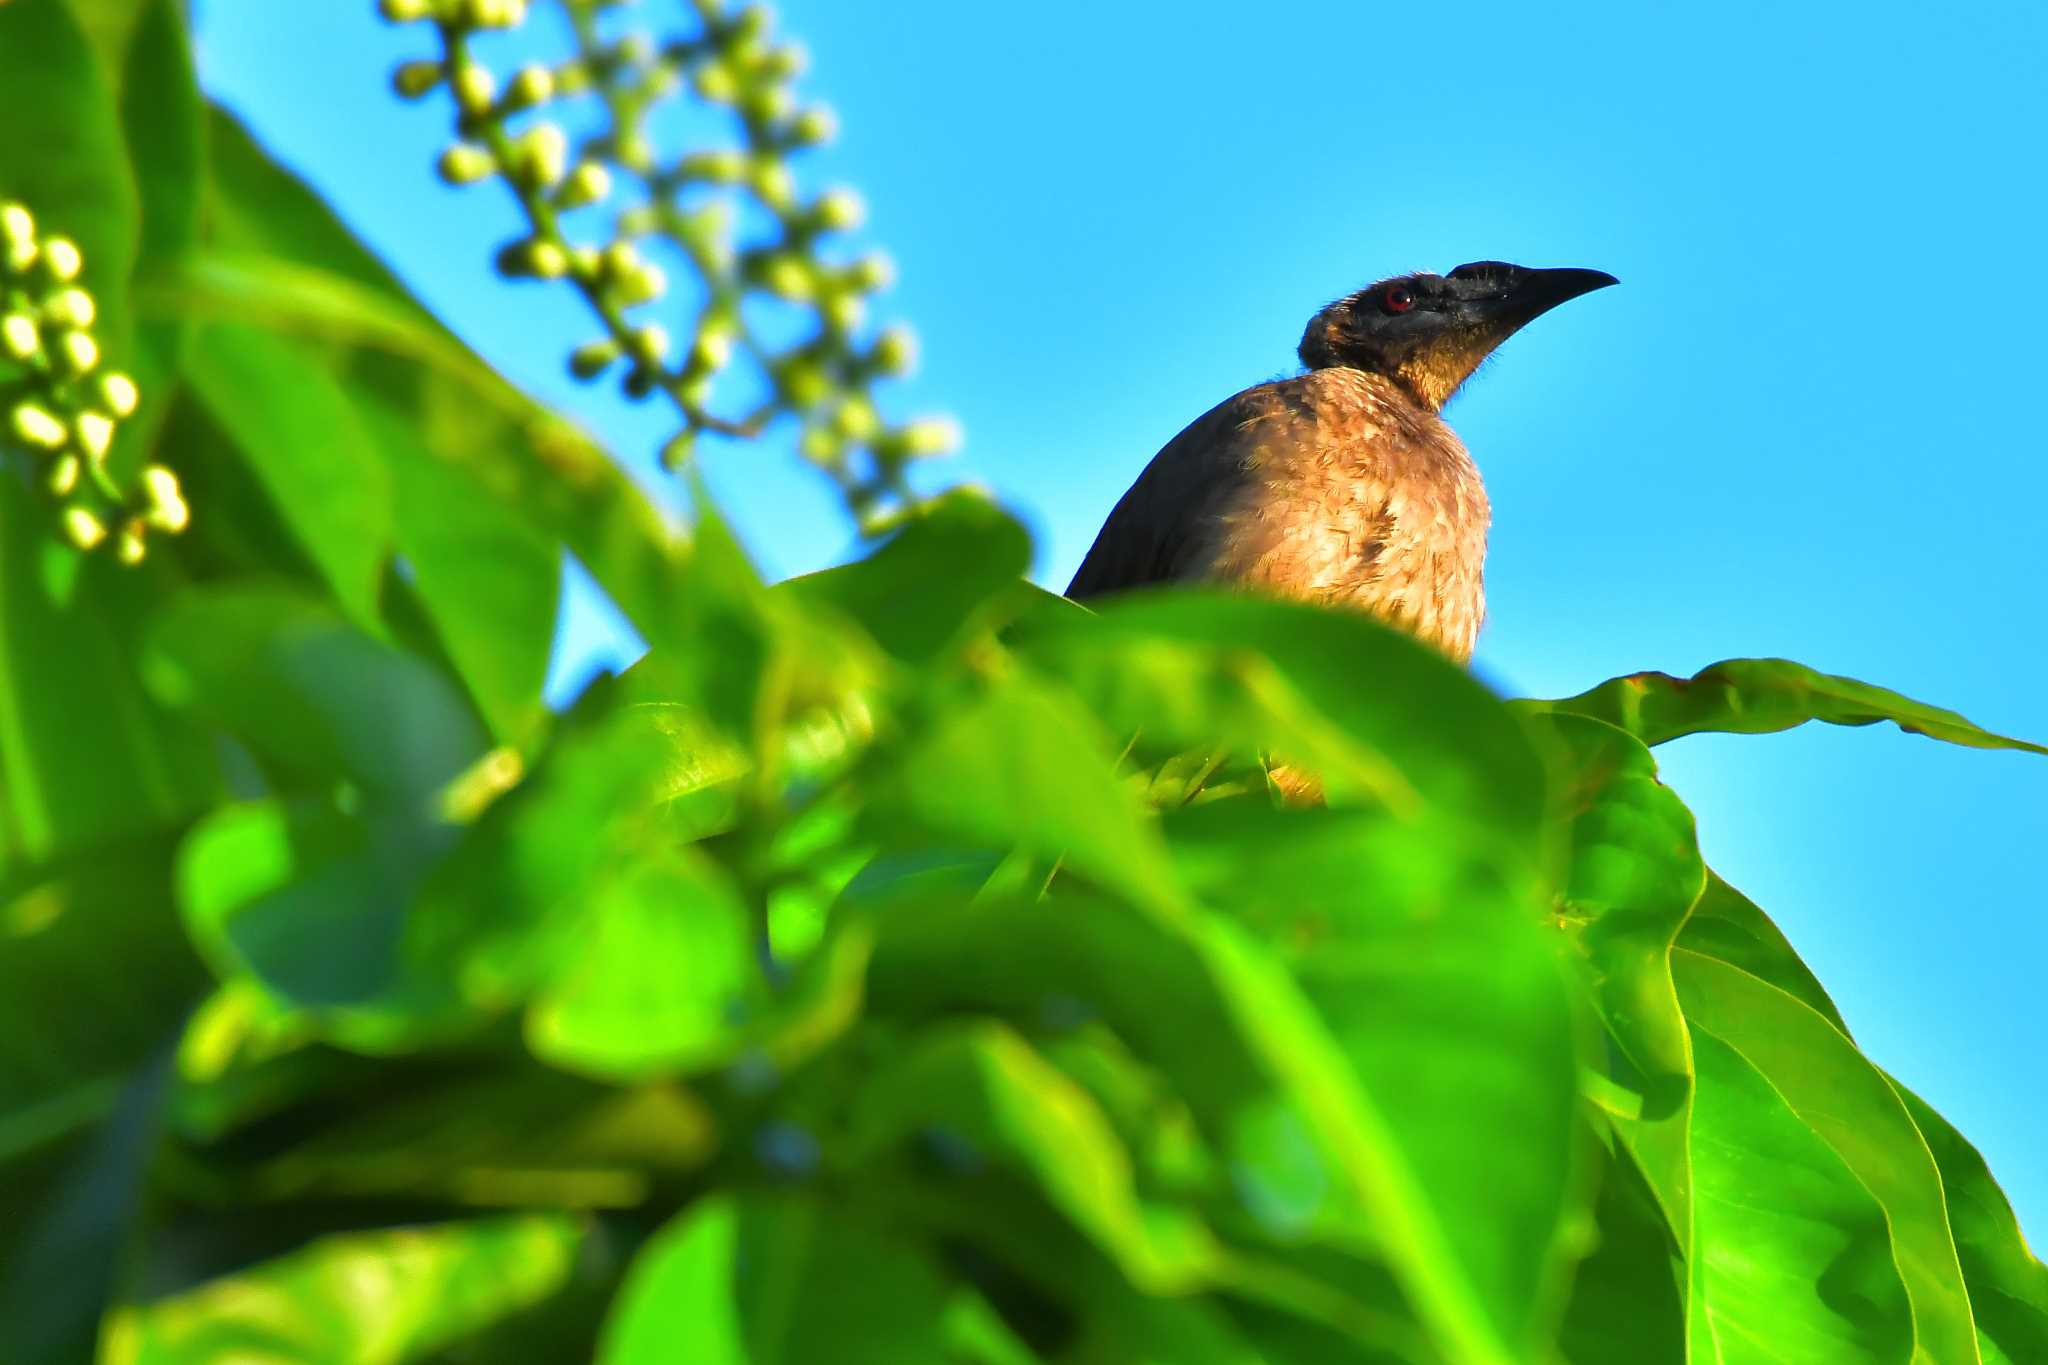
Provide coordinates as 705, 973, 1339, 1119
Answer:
799, 423, 842, 464
378, 0, 436, 21
686, 150, 749, 184
900, 416, 962, 456
59, 330, 99, 375
833, 396, 880, 442
75, 411, 113, 459
10, 401, 67, 450
761, 253, 812, 300
676, 372, 713, 408
789, 105, 837, 146
452, 62, 497, 114
871, 324, 916, 375
0, 201, 33, 246
660, 430, 696, 469
505, 63, 554, 109
813, 187, 864, 232
628, 324, 670, 364
750, 161, 795, 210
568, 338, 619, 380
392, 59, 443, 99
741, 86, 793, 125
99, 371, 139, 418
616, 261, 667, 307
692, 61, 739, 104
142, 464, 189, 532
44, 286, 95, 328
556, 161, 611, 209
820, 291, 863, 333
849, 251, 896, 292
47, 454, 80, 496
567, 245, 601, 280
41, 237, 82, 283
496, 238, 568, 279
1, 313, 37, 362
759, 42, 808, 80
116, 521, 147, 566
511, 123, 568, 189
437, 143, 496, 185
553, 60, 592, 96
690, 329, 732, 370
63, 507, 107, 550
3, 236, 35, 276
778, 357, 829, 406
465, 0, 528, 28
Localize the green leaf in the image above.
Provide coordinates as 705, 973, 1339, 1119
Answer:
866, 888, 1559, 1365
782, 489, 1034, 664
1675, 871, 1846, 1033
526, 848, 759, 1081
598, 1195, 955, 1364
103, 1215, 587, 1364
1521, 657, 2048, 754
0, 476, 216, 868
1685, 1023, 1912, 1361
0, 0, 137, 342
1554, 1138, 1686, 1365
1166, 797, 1586, 1353
1530, 712, 1702, 1258
144, 584, 485, 801
1887, 1081, 2048, 1365
1020, 591, 1549, 865
851, 1019, 1218, 1292
866, 671, 1184, 916
1677, 950, 1980, 1363
182, 324, 395, 629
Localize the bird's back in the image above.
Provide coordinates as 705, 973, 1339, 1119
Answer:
1065, 367, 1490, 660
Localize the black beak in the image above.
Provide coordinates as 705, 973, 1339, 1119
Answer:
1501, 266, 1618, 320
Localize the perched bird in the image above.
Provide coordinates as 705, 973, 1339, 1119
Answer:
1066, 261, 1616, 663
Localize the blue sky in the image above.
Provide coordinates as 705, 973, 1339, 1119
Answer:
197, 2, 2048, 1240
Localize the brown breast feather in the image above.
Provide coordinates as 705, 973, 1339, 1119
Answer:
1066, 368, 1490, 662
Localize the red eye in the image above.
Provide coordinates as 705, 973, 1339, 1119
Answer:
1383, 285, 1415, 314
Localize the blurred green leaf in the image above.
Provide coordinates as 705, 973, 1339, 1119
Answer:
1554, 1138, 1685, 1365
867, 671, 1183, 916
783, 490, 1034, 664
0, 477, 216, 868
1522, 657, 2048, 754
144, 583, 485, 801
526, 848, 758, 1081
183, 324, 394, 628
851, 1019, 1218, 1292
0, 0, 137, 340
104, 1214, 587, 1364
1022, 592, 1549, 865
598, 1195, 954, 1364
1677, 950, 1979, 1363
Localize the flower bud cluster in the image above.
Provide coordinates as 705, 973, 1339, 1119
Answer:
0, 202, 183, 560
378, 0, 956, 530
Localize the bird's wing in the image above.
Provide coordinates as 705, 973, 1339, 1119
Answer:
1066, 379, 1321, 599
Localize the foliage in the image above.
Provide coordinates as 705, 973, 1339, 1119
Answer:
0, 1, 2043, 1362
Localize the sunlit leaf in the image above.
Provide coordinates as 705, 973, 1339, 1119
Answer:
1521, 657, 2048, 754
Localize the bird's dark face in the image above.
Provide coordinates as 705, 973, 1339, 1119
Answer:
1298, 261, 1618, 410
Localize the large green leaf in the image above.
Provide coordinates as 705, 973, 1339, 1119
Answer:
865, 670, 1184, 916
1530, 713, 1702, 1259
1522, 657, 2048, 754
0, 0, 137, 343
598, 1195, 956, 1364
0, 476, 216, 869
1677, 951, 1979, 1364
866, 886, 1563, 1365
1888, 1082, 2048, 1365
182, 324, 394, 629
1020, 591, 1550, 869
849, 1019, 1218, 1292
103, 1215, 587, 1364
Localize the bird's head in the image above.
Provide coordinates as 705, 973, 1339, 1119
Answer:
1298, 261, 1618, 410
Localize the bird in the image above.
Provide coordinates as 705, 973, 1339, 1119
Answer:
1065, 261, 1616, 664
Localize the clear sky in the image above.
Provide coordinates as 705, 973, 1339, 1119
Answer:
196, 2, 2048, 1241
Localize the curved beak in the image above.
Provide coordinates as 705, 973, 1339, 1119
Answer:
1502, 266, 1619, 321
